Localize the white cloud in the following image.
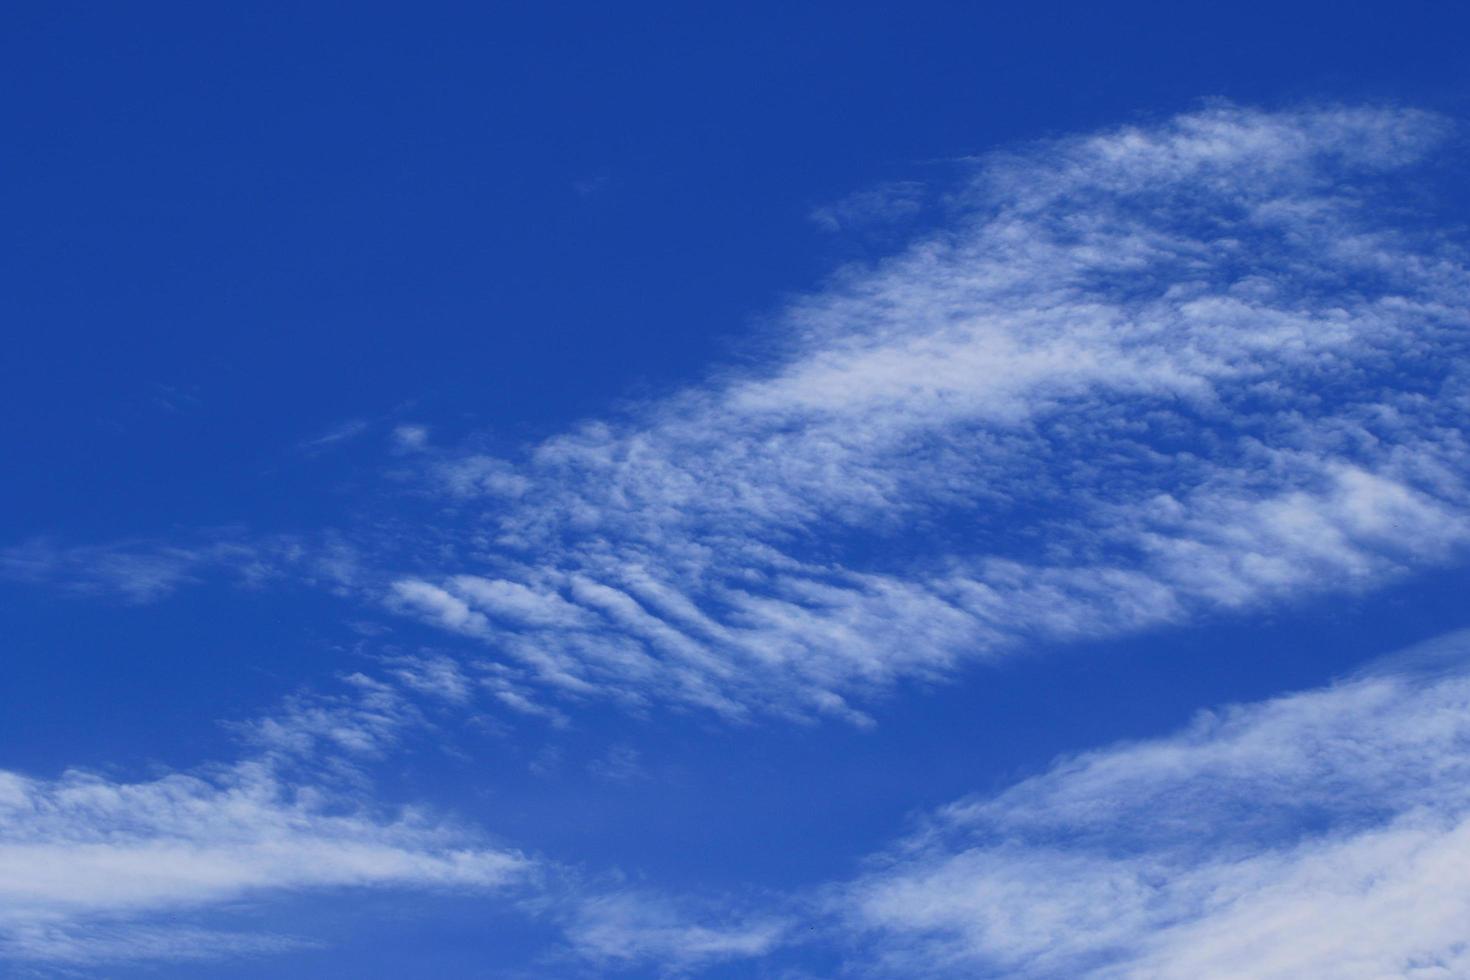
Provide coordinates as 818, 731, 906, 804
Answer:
559, 891, 790, 973
392, 423, 430, 451
388, 653, 475, 703
390, 578, 491, 637
298, 418, 371, 452
383, 104, 1470, 721
0, 532, 363, 603
0, 537, 260, 603
810, 180, 927, 232
0, 759, 528, 965
0, 922, 313, 967
238, 670, 427, 759
837, 629, 1470, 978
0, 654, 546, 967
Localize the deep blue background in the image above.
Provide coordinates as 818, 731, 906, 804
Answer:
5, 2, 1470, 975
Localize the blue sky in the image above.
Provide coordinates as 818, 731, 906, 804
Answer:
5, 3, 1470, 977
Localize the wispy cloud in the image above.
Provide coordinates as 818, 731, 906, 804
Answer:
556, 890, 791, 974
0, 536, 273, 603
298, 418, 371, 453
0, 654, 536, 967
0, 532, 363, 604
391, 423, 431, 452
833, 628, 1470, 978
0, 922, 313, 968
0, 759, 528, 965
809, 179, 927, 232
383, 104, 1470, 722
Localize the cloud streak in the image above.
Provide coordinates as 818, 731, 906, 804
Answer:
0, 531, 366, 604
556, 891, 791, 974
836, 628, 1470, 978
0, 662, 530, 966
0, 761, 528, 964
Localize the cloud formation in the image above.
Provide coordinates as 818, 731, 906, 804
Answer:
809, 179, 927, 232
837, 629, 1470, 978
558, 891, 791, 974
389, 104, 1470, 721
0, 667, 529, 966
0, 531, 365, 604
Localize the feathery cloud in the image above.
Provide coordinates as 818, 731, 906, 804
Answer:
0, 759, 527, 965
387, 105, 1470, 722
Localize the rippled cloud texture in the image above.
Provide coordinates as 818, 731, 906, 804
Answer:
392, 105, 1470, 722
